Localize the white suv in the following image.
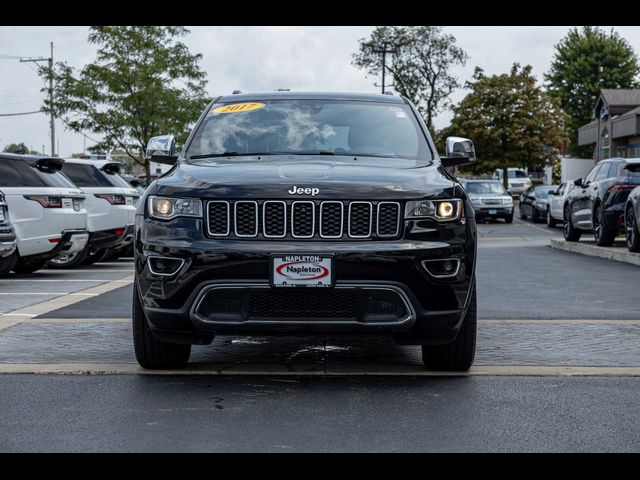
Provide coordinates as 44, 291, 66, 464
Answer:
49, 158, 138, 267
0, 154, 89, 274
494, 168, 533, 195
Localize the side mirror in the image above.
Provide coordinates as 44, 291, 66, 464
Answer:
574, 178, 583, 188
507, 188, 512, 195
146, 135, 178, 166
441, 137, 477, 167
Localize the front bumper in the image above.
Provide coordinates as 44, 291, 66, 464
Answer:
135, 214, 477, 346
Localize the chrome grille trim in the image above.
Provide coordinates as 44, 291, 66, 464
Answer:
348, 201, 373, 239
205, 200, 401, 240
376, 201, 401, 238
291, 201, 316, 239
319, 201, 344, 239
262, 200, 287, 238
206, 201, 230, 237
234, 201, 259, 238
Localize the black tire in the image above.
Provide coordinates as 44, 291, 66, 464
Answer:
563, 205, 582, 242
46, 246, 88, 269
82, 248, 110, 265
12, 258, 47, 274
594, 205, 615, 247
422, 284, 476, 372
132, 283, 191, 369
0, 251, 18, 277
625, 206, 640, 253
504, 213, 513, 224
519, 205, 527, 220
547, 208, 557, 228
531, 207, 541, 223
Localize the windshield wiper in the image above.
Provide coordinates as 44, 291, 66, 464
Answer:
189, 151, 339, 160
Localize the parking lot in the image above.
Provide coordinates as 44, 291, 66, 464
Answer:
1, 216, 638, 452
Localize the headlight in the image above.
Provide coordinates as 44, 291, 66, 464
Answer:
502, 197, 513, 205
0, 206, 5, 222
405, 199, 462, 221
148, 196, 202, 220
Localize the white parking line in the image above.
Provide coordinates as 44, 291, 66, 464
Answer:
0, 275, 134, 332
0, 363, 637, 377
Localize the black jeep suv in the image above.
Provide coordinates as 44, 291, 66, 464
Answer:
134, 92, 478, 371
564, 158, 640, 245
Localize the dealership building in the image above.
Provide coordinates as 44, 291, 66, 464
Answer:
578, 89, 640, 161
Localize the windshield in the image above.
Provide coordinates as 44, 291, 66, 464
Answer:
535, 187, 557, 199
464, 182, 507, 195
186, 99, 432, 167
62, 163, 114, 188
497, 170, 528, 179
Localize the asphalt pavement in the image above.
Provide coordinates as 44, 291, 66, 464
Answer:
0, 217, 638, 452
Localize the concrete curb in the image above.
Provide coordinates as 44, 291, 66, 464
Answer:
0, 363, 639, 377
550, 239, 640, 266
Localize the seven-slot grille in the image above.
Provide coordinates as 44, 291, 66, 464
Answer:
206, 200, 401, 240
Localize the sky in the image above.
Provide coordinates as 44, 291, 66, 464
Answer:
1, 25, 640, 157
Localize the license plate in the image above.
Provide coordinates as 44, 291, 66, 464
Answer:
271, 255, 334, 288
489, 209, 497, 215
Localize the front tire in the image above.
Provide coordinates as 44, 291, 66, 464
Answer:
563, 206, 582, 242
547, 208, 557, 228
132, 283, 191, 369
519, 205, 527, 220
625, 207, 640, 253
422, 284, 476, 372
505, 213, 514, 224
0, 251, 18, 277
531, 207, 541, 223
594, 205, 615, 247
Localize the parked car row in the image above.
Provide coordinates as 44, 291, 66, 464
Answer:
563, 158, 640, 253
0, 152, 139, 276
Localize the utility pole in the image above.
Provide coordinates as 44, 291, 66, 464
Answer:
364, 41, 409, 94
20, 42, 55, 157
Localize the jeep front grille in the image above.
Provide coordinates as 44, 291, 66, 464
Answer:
206, 200, 402, 240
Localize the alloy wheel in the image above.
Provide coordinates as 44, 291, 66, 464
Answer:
627, 208, 637, 249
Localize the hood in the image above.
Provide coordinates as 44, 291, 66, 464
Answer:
154, 157, 455, 200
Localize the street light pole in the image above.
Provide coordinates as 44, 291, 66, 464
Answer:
20, 42, 55, 157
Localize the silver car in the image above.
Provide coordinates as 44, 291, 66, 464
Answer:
461, 179, 514, 223
546, 181, 578, 228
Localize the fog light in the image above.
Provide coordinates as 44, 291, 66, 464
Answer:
421, 258, 461, 278
147, 256, 185, 276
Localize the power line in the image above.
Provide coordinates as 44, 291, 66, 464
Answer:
0, 110, 41, 117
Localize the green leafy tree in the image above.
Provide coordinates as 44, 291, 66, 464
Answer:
3, 142, 40, 155
443, 65, 566, 189
353, 26, 468, 131
545, 26, 639, 157
39, 26, 210, 180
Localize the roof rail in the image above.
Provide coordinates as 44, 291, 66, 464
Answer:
232, 90, 242, 94
384, 91, 394, 96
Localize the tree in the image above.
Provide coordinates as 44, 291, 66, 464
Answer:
3, 143, 40, 155
39, 26, 210, 180
443, 65, 566, 189
353, 26, 468, 131
545, 26, 640, 157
